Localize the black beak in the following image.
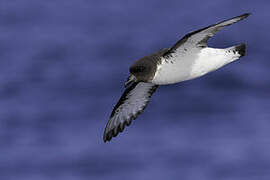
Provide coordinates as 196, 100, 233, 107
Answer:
124, 74, 136, 88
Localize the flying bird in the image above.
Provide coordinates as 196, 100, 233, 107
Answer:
104, 13, 250, 142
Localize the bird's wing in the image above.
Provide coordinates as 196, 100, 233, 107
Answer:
104, 82, 158, 142
163, 13, 250, 57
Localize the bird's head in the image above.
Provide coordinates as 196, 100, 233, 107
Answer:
129, 61, 154, 82
124, 61, 154, 87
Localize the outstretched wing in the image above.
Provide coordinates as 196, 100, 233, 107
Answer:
164, 13, 250, 56
104, 82, 158, 142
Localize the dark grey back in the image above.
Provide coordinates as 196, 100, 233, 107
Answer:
129, 48, 169, 82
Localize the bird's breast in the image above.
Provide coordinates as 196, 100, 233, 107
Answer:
151, 57, 193, 85
151, 48, 234, 85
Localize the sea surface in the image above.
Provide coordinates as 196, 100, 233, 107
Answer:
0, 1, 270, 180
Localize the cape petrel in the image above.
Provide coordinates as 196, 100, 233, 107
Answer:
104, 13, 250, 142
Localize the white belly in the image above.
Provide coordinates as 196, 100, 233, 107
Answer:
151, 47, 240, 85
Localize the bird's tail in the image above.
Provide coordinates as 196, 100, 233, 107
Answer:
227, 43, 246, 58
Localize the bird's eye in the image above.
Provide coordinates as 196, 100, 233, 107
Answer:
130, 66, 145, 73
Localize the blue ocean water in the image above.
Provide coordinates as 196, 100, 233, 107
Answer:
0, 0, 270, 179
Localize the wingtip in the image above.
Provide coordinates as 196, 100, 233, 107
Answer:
103, 119, 133, 143
103, 131, 112, 143
103, 132, 108, 142
240, 13, 251, 19
103, 137, 109, 143
103, 134, 108, 143
103, 124, 113, 143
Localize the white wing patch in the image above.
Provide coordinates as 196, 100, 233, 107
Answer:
104, 82, 158, 142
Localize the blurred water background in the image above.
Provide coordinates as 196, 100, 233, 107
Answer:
0, 0, 270, 179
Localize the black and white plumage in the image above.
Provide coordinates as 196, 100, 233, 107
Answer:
104, 13, 250, 142
104, 82, 158, 142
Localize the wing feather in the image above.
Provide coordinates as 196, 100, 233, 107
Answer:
164, 13, 250, 57
103, 82, 158, 142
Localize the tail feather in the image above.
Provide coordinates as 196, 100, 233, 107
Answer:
234, 43, 246, 57
226, 43, 246, 58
